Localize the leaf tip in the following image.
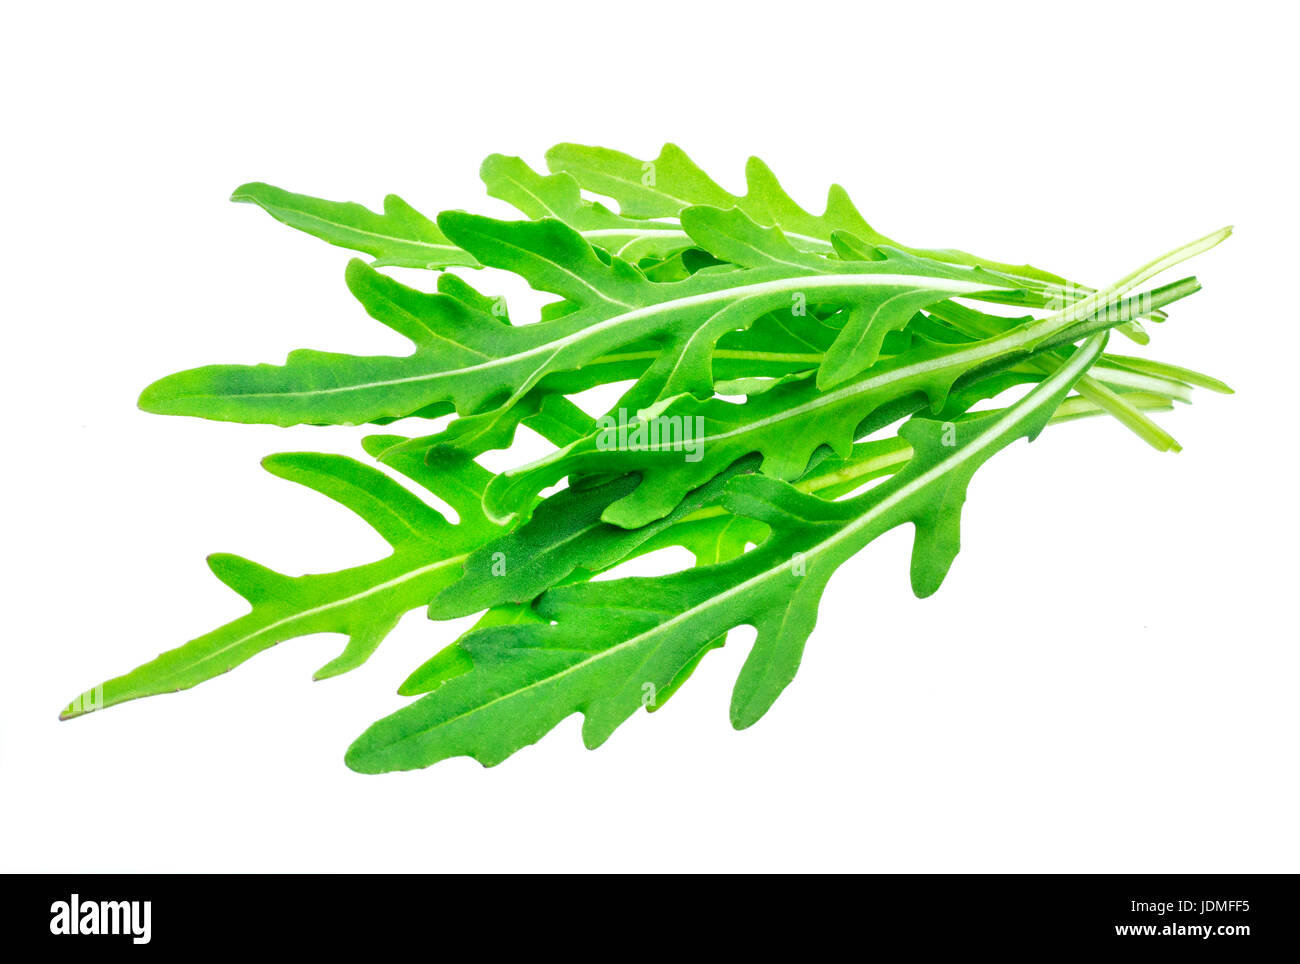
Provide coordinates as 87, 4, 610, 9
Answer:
729, 700, 763, 731
229, 182, 268, 204
909, 576, 944, 600
137, 374, 182, 415
312, 652, 351, 681
542, 142, 578, 171
814, 358, 853, 391
343, 255, 376, 287
360, 433, 405, 459
343, 742, 379, 775
59, 689, 102, 721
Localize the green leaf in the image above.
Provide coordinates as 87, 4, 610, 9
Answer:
482, 272, 1200, 529
547, 142, 1069, 284
398, 603, 539, 697
545, 143, 1196, 346
343, 334, 1107, 771
677, 204, 1021, 387
60, 447, 505, 718
65, 146, 1234, 777
406, 475, 767, 702
233, 160, 708, 274
139, 211, 1013, 427
432, 455, 767, 619
369, 389, 595, 464
481, 153, 702, 263
231, 181, 479, 269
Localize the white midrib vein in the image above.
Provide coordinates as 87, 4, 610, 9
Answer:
688, 325, 1036, 446
580, 225, 835, 257
137, 552, 471, 687
504, 309, 1064, 478
517, 241, 1207, 461
446, 169, 837, 257
250, 203, 462, 254
228, 272, 1004, 401
252, 185, 834, 262
380, 337, 1102, 752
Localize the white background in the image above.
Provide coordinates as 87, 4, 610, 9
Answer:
3, 1, 1296, 872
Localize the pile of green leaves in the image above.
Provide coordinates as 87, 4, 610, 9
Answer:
61, 145, 1232, 772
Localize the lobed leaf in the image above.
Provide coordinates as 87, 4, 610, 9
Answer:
231, 181, 477, 269
482, 273, 1201, 529
139, 211, 1014, 427
344, 334, 1107, 771
61, 448, 503, 717
62, 146, 1233, 777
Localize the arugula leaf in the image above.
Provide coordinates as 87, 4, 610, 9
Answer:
481, 153, 706, 263
221, 154, 1190, 441
433, 456, 765, 619
61, 446, 502, 718
138, 211, 1014, 427
548, 142, 1069, 283
401, 383, 1179, 703
547, 143, 1180, 343
62, 145, 1233, 776
344, 334, 1107, 771
232, 182, 478, 269
232, 159, 704, 272
218, 170, 1221, 456
481, 270, 1202, 529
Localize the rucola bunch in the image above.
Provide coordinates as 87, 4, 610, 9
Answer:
62, 145, 1232, 772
